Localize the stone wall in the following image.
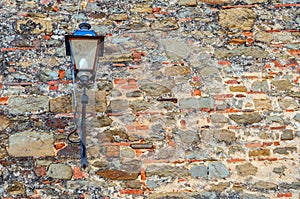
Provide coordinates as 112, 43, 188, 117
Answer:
0, 0, 299, 198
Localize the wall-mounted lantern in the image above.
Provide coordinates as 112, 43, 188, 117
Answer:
65, 22, 105, 168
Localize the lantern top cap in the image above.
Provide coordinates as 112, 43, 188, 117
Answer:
79, 22, 91, 30
73, 22, 97, 36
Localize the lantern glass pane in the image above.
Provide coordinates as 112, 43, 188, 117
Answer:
70, 39, 98, 70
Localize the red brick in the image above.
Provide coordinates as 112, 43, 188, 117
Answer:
0, 96, 8, 105
152, 7, 161, 13
222, 4, 255, 9
49, 85, 59, 91
214, 94, 234, 100
140, 168, 146, 181
246, 143, 262, 148
218, 61, 231, 66
120, 189, 143, 195
270, 126, 286, 130
274, 3, 300, 7
288, 49, 300, 55
193, 89, 201, 96
226, 158, 246, 163
58, 70, 65, 79
54, 142, 66, 150
1, 47, 36, 52
225, 80, 239, 84
34, 166, 47, 177
112, 63, 126, 67
73, 166, 89, 179
114, 78, 127, 84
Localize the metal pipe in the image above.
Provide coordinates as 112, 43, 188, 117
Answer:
80, 86, 89, 169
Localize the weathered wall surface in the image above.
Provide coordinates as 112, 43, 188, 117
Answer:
0, 0, 299, 198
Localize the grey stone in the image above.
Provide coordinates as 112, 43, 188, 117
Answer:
190, 165, 208, 178
146, 165, 189, 178
149, 192, 217, 199
241, 194, 269, 199
273, 166, 287, 176
200, 67, 220, 77
208, 162, 230, 179
273, 147, 297, 155
254, 181, 277, 190
210, 114, 228, 123
265, 115, 284, 125
213, 129, 237, 144
294, 113, 300, 122
251, 80, 269, 92
129, 100, 151, 112
180, 130, 200, 145
120, 147, 135, 159
280, 181, 300, 190
139, 83, 171, 96
47, 164, 73, 180
9, 95, 49, 115
215, 47, 268, 58
126, 90, 143, 98
161, 38, 190, 60
146, 180, 158, 189
108, 99, 129, 112
229, 112, 262, 125
8, 131, 55, 157
179, 97, 214, 109
281, 129, 294, 140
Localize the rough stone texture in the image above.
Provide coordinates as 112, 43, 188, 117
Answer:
146, 165, 189, 178
213, 129, 236, 144
47, 164, 73, 180
161, 38, 190, 60
190, 165, 208, 179
208, 162, 230, 179
0, 116, 10, 131
179, 97, 214, 109
8, 95, 49, 114
1, 0, 300, 198
139, 83, 171, 96
50, 95, 72, 113
236, 163, 258, 176
8, 131, 55, 157
229, 112, 262, 125
96, 170, 139, 180
215, 47, 268, 58
219, 8, 256, 31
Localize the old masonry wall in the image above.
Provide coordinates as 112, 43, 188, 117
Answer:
0, 0, 300, 198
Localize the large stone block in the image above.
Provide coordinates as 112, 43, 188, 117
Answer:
219, 8, 256, 31
179, 97, 214, 109
47, 163, 73, 180
8, 95, 49, 115
8, 131, 55, 157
